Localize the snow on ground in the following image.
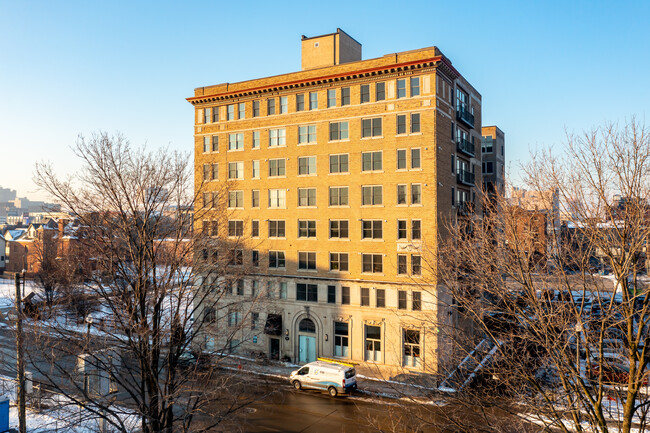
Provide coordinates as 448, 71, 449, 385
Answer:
0, 278, 36, 309
0, 376, 138, 433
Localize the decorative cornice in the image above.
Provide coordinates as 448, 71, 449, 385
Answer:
188, 56, 458, 105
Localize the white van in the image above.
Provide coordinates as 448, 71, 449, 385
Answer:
290, 358, 357, 397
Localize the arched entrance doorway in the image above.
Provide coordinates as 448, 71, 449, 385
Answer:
298, 318, 317, 364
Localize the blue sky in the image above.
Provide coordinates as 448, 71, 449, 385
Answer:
1, 0, 648, 200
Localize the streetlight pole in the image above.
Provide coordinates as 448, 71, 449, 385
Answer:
15, 273, 26, 433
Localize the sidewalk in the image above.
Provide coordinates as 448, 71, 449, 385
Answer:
216, 354, 443, 403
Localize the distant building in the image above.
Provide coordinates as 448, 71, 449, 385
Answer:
481, 126, 505, 197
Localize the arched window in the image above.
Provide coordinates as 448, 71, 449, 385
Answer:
299, 318, 316, 333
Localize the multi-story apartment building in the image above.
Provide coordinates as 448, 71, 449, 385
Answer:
188, 29, 482, 374
481, 126, 505, 197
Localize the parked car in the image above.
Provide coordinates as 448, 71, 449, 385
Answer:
290, 359, 357, 397
178, 350, 211, 370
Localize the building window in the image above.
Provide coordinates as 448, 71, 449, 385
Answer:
362, 254, 383, 273
203, 136, 210, 153
279, 96, 288, 114
228, 162, 244, 179
269, 251, 286, 269
211, 220, 218, 237
297, 283, 318, 301
227, 104, 235, 121
361, 185, 383, 206
376, 289, 385, 308
362, 220, 382, 239
365, 325, 381, 362
397, 220, 407, 239
411, 184, 422, 205
269, 128, 286, 147
202, 220, 209, 235
481, 136, 494, 153
412, 220, 422, 240
341, 287, 350, 305
252, 100, 260, 117
329, 154, 349, 173
376, 82, 385, 101
329, 253, 349, 272
361, 288, 370, 306
211, 163, 218, 180
251, 190, 260, 208
412, 255, 422, 275
397, 79, 406, 99
398, 290, 407, 309
212, 107, 219, 123
203, 164, 210, 181
298, 220, 316, 238
251, 311, 259, 329
252, 250, 260, 267
203, 306, 215, 323
238, 103, 245, 119
361, 151, 382, 172
397, 185, 407, 205
298, 156, 317, 175
298, 125, 317, 144
482, 161, 494, 174
411, 148, 421, 169
309, 92, 318, 110
397, 115, 407, 135
298, 188, 316, 207
228, 191, 243, 208
329, 187, 349, 206
397, 149, 407, 170
327, 89, 336, 108
228, 310, 242, 327
268, 220, 286, 238
266, 281, 274, 298
268, 189, 286, 208
296, 94, 305, 111
251, 220, 259, 237
280, 282, 287, 299
329, 220, 349, 238
267, 98, 276, 115
334, 322, 349, 357
341, 87, 350, 106
360, 84, 370, 103
252, 160, 260, 178
410, 77, 420, 97
202, 193, 211, 209
327, 285, 336, 304
228, 220, 243, 237
411, 113, 421, 133
269, 158, 286, 177
398, 254, 408, 274
236, 279, 244, 295
329, 122, 349, 141
404, 329, 421, 367
362, 118, 382, 138
212, 135, 219, 152
298, 252, 317, 270
228, 133, 244, 151
252, 131, 260, 149
412, 291, 422, 311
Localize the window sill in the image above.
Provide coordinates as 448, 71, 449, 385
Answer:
328, 139, 350, 144
361, 170, 384, 174
360, 136, 384, 140
227, 149, 244, 152
297, 269, 318, 273
328, 205, 350, 208
328, 238, 350, 241
297, 174, 317, 177
328, 172, 350, 176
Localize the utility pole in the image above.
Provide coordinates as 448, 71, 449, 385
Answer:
15, 273, 26, 433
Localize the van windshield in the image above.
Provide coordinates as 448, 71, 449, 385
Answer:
345, 369, 355, 379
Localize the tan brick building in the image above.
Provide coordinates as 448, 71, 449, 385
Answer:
188, 29, 482, 374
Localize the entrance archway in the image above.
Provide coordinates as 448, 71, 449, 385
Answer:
298, 318, 317, 363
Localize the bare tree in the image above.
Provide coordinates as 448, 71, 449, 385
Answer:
31, 132, 265, 433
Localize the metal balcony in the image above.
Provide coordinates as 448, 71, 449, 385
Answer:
457, 169, 475, 186
456, 105, 475, 128
456, 138, 474, 157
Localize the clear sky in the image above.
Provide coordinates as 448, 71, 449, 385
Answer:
1, 0, 648, 201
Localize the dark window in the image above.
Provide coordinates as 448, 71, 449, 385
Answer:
212, 107, 219, 123
267, 98, 276, 115
268, 220, 286, 238
375, 82, 385, 101
362, 220, 382, 239
398, 255, 408, 274
397, 149, 407, 170
397, 115, 407, 134
412, 291, 422, 311
397, 220, 407, 239
296, 94, 305, 111
412, 255, 422, 275
410, 77, 420, 96
361, 185, 382, 205
412, 220, 422, 240
329, 122, 349, 140
398, 291, 407, 309
252, 100, 260, 117
397, 79, 406, 98
376, 289, 385, 308
298, 252, 316, 270
298, 220, 317, 238
360, 84, 370, 103
236, 280, 244, 295
252, 250, 259, 267
297, 283, 318, 302
362, 151, 382, 171
411, 113, 421, 133
411, 148, 421, 169
327, 285, 336, 304
330, 220, 349, 238
341, 87, 351, 106
329, 154, 349, 173
341, 286, 350, 305
362, 118, 382, 138
361, 288, 370, 306
362, 254, 383, 273
251, 220, 259, 237
329, 253, 349, 271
